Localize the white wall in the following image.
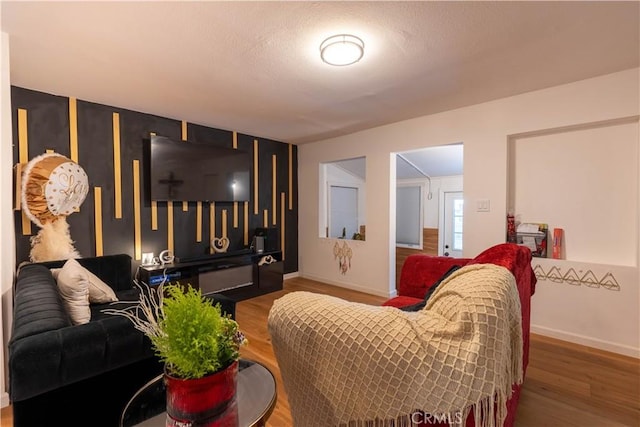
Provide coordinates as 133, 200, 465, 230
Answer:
510, 120, 638, 266
1, 31, 15, 408
298, 68, 640, 357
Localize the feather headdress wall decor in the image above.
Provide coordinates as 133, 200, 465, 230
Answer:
21, 152, 89, 262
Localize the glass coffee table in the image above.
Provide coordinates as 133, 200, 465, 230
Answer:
121, 359, 277, 427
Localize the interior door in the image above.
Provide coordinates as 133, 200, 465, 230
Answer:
442, 191, 463, 257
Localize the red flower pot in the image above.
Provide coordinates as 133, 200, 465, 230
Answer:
165, 360, 239, 427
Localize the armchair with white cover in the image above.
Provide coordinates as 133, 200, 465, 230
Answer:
267, 244, 536, 427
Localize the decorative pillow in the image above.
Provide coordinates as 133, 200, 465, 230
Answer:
52, 259, 119, 324
54, 260, 91, 325
54, 259, 118, 304
399, 265, 462, 312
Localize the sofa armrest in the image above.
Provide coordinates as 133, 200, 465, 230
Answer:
11, 264, 71, 342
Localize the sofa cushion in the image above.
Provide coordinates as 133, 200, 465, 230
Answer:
380, 295, 423, 309
55, 264, 91, 325
398, 265, 462, 312
397, 254, 471, 299
52, 259, 118, 304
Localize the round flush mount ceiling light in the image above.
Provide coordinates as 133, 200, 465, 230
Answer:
320, 34, 365, 66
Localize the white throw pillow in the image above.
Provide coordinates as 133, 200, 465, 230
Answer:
57, 259, 119, 304
55, 260, 91, 325
54, 259, 120, 325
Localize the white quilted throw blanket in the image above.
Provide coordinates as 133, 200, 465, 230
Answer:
268, 264, 523, 427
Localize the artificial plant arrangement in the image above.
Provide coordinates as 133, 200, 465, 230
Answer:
105, 282, 247, 379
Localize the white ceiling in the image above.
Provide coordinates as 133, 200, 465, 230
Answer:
397, 144, 463, 179
2, 1, 638, 151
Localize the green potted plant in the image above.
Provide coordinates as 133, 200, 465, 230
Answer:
106, 282, 247, 426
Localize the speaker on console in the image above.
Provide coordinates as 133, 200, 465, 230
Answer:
254, 227, 279, 252
254, 236, 265, 254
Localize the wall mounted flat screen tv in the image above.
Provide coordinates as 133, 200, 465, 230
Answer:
150, 135, 251, 202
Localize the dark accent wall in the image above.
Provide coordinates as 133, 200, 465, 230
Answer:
12, 86, 298, 273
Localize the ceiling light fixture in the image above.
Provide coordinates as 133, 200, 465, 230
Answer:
320, 34, 365, 66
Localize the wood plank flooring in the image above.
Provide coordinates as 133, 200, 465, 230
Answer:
2, 276, 639, 426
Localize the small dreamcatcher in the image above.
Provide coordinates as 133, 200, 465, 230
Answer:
333, 241, 353, 275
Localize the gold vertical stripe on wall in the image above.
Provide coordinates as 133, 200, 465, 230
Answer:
288, 144, 293, 210
69, 97, 78, 163
133, 160, 142, 260
150, 132, 158, 229
243, 202, 249, 246
233, 202, 238, 228
222, 210, 228, 238
18, 109, 31, 235
14, 163, 22, 210
151, 201, 158, 230
181, 121, 188, 211
272, 155, 277, 225
46, 149, 54, 154
263, 209, 268, 227
18, 109, 28, 163
210, 202, 216, 238
112, 112, 123, 219
281, 192, 286, 260
233, 131, 238, 149
167, 202, 174, 252
253, 139, 259, 214
196, 202, 203, 242
21, 211, 31, 236
209, 202, 216, 252
94, 187, 103, 256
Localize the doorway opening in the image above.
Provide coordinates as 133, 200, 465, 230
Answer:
393, 144, 463, 287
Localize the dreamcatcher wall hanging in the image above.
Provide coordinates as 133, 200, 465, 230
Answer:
21, 153, 89, 262
333, 241, 353, 275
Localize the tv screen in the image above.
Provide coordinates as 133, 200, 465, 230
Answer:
150, 135, 251, 202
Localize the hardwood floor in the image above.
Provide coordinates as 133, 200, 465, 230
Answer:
2, 277, 638, 426
0, 403, 10, 426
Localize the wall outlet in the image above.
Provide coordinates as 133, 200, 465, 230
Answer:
477, 199, 490, 212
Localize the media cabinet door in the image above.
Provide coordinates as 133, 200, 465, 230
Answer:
199, 265, 254, 295
258, 261, 283, 290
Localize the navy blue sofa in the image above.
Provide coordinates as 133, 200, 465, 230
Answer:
8, 254, 236, 427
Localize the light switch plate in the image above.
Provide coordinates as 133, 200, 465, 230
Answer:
477, 199, 490, 212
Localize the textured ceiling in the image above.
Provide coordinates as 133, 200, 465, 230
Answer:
2, 1, 639, 145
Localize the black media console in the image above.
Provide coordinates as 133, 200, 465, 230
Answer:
139, 250, 283, 301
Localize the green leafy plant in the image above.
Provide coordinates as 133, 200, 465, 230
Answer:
104, 282, 247, 379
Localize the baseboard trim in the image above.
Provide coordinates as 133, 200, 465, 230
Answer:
283, 271, 299, 280
1, 391, 9, 408
301, 274, 394, 298
531, 324, 640, 359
